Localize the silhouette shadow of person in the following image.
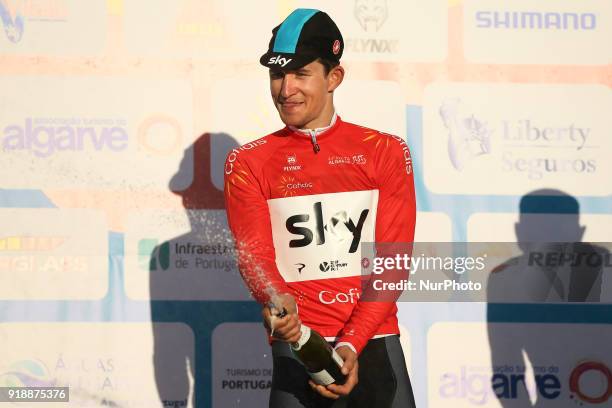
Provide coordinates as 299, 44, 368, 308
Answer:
148, 132, 251, 407
486, 189, 610, 407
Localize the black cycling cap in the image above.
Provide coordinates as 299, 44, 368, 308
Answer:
260, 8, 344, 71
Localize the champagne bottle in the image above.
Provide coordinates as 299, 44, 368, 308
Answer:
291, 325, 347, 386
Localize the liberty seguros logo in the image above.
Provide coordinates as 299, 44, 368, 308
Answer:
438, 97, 596, 180
439, 98, 492, 171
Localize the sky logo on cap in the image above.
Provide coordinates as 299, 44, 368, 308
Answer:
268, 55, 293, 67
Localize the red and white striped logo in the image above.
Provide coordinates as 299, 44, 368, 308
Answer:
332, 39, 341, 55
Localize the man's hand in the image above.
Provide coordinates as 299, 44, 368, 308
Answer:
262, 293, 301, 343
308, 346, 359, 399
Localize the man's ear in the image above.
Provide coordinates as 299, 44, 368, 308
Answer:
327, 65, 345, 92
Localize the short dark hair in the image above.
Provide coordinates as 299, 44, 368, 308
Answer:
317, 58, 340, 75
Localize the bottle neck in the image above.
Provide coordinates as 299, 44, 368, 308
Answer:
291, 325, 311, 350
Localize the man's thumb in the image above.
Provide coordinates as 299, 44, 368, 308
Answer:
340, 357, 353, 375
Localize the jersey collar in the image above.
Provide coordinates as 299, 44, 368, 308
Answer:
286, 111, 342, 143
288, 111, 338, 136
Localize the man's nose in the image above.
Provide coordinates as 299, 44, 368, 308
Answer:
279, 74, 296, 98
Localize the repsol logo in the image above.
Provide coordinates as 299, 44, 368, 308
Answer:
319, 288, 360, 304
1, 118, 128, 158
285, 202, 369, 253
224, 138, 267, 174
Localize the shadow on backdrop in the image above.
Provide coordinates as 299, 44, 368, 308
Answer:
148, 132, 250, 407
486, 189, 610, 407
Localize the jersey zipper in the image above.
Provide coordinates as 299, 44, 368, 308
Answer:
309, 129, 321, 154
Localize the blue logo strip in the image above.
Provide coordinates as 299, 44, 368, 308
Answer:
273, 9, 318, 53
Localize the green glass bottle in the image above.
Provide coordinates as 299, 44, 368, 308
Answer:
291, 325, 347, 386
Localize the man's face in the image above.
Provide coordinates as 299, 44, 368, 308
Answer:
269, 60, 336, 129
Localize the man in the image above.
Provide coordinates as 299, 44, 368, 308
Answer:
224, 8, 417, 407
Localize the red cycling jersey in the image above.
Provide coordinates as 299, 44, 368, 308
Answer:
224, 115, 416, 354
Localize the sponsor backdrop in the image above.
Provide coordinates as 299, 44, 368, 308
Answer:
0, 0, 610, 407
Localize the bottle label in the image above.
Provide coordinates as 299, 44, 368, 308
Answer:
308, 369, 336, 386
291, 325, 311, 351
331, 348, 344, 369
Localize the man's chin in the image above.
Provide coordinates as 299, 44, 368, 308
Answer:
279, 114, 306, 128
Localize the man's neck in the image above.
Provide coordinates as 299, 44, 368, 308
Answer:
290, 111, 337, 134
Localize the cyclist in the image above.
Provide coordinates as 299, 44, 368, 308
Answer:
224, 8, 417, 407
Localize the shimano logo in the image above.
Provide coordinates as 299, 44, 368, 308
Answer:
268, 56, 292, 67
319, 288, 360, 305
475, 11, 597, 30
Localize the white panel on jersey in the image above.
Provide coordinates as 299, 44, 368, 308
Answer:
267, 190, 379, 283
